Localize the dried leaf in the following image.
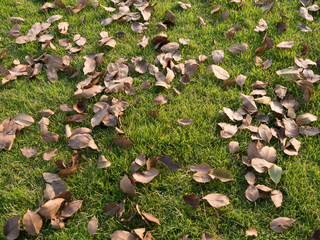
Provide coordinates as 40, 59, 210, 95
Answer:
133, 168, 159, 183
43, 148, 57, 161
245, 172, 256, 185
228, 43, 248, 54
158, 156, 180, 172
276, 40, 294, 49
251, 158, 273, 173
300, 7, 313, 21
3, 215, 20, 240
177, 118, 194, 126
271, 190, 283, 208
111, 230, 136, 240
183, 194, 200, 209
208, 64, 230, 80
203, 193, 230, 208
153, 95, 168, 105
296, 113, 318, 125
270, 217, 295, 233
245, 185, 259, 202
120, 175, 136, 195
20, 148, 37, 158
245, 228, 258, 237
113, 137, 133, 148
193, 172, 212, 183
142, 212, 160, 225
38, 198, 64, 219
97, 155, 111, 169
209, 168, 233, 182
23, 210, 42, 236
87, 216, 98, 236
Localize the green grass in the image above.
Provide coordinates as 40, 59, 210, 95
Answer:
1, 0, 320, 239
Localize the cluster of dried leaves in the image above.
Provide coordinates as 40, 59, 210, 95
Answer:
2, 0, 320, 239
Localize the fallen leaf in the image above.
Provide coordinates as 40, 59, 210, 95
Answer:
209, 168, 233, 182
251, 158, 273, 173
245, 172, 256, 185
193, 172, 212, 183
158, 156, 180, 172
3, 215, 20, 240
183, 194, 200, 208
300, 7, 313, 21
245, 185, 259, 202
113, 137, 133, 148
276, 40, 294, 49
23, 210, 42, 236
111, 230, 136, 240
60, 200, 82, 219
20, 148, 37, 158
270, 217, 295, 233
133, 168, 159, 183
142, 212, 161, 225
87, 216, 98, 236
271, 190, 283, 208
245, 228, 258, 237
97, 155, 111, 169
228, 43, 248, 54
208, 64, 230, 80
38, 198, 65, 219
296, 113, 318, 125
153, 95, 168, 105
120, 175, 136, 195
203, 193, 230, 208
43, 148, 57, 161
177, 118, 194, 126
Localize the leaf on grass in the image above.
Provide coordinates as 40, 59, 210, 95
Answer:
183, 194, 200, 209
211, 50, 224, 65
203, 193, 230, 208
300, 7, 313, 21
133, 168, 159, 183
284, 138, 301, 156
142, 212, 161, 225
271, 190, 283, 208
120, 175, 136, 195
259, 124, 272, 143
193, 172, 212, 183
87, 216, 98, 236
269, 164, 282, 184
111, 230, 136, 240
270, 217, 295, 233
209, 168, 233, 182
245, 228, 258, 237
158, 156, 180, 172
97, 155, 111, 169
38, 198, 64, 219
296, 113, 318, 125
153, 95, 168, 104
3, 215, 20, 240
23, 210, 42, 236
58, 165, 78, 177
229, 141, 239, 153
66, 114, 89, 122
245, 172, 256, 185
60, 200, 82, 219
228, 43, 248, 54
103, 202, 120, 216
245, 185, 259, 202
208, 64, 230, 80
177, 118, 194, 126
276, 40, 294, 49
251, 158, 273, 173
113, 137, 133, 148
20, 148, 37, 158
43, 148, 57, 161
218, 123, 238, 138
51, 218, 65, 230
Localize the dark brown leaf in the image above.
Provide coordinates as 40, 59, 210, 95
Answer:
3, 215, 20, 240
61, 200, 82, 219
183, 194, 200, 208
120, 175, 136, 195
113, 137, 133, 148
38, 198, 65, 219
158, 156, 180, 172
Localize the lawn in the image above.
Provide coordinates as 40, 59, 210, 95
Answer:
1, 0, 320, 239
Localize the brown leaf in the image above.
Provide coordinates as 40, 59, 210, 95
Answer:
245, 172, 256, 185
103, 202, 120, 216
221, 11, 229, 20
39, 109, 54, 117
74, 85, 105, 99
23, 210, 42, 236
158, 156, 180, 172
183, 194, 200, 209
113, 137, 133, 148
87, 216, 98, 236
161, 42, 179, 53
211, 50, 224, 65
197, 16, 206, 26
209, 168, 233, 182
229, 141, 239, 153
10, 17, 25, 23
138, 36, 149, 49
218, 123, 238, 138
60, 104, 73, 112
259, 124, 272, 143
58, 22, 69, 34
276, 40, 294, 49
61, 200, 82, 219
270, 217, 295, 233
66, 114, 89, 122
245, 228, 258, 237
178, 1, 191, 10
120, 175, 136, 195
201, 232, 214, 240
177, 118, 194, 126
97, 155, 111, 169
203, 193, 230, 208
245, 185, 259, 202
111, 230, 136, 240
300, 7, 313, 21
3, 215, 20, 240
296, 113, 318, 124
58, 165, 78, 177
240, 94, 258, 114
38, 198, 65, 219
193, 172, 212, 183
254, 18, 268, 32
142, 212, 161, 225
133, 168, 159, 183
153, 95, 168, 105
251, 158, 273, 173
43, 148, 57, 161
228, 43, 248, 54
41, 132, 60, 143
284, 138, 301, 156
20, 148, 37, 158
14, 114, 34, 127
51, 218, 65, 230
271, 190, 283, 208
208, 64, 229, 80
275, 22, 287, 31
43, 172, 61, 183
134, 228, 146, 239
